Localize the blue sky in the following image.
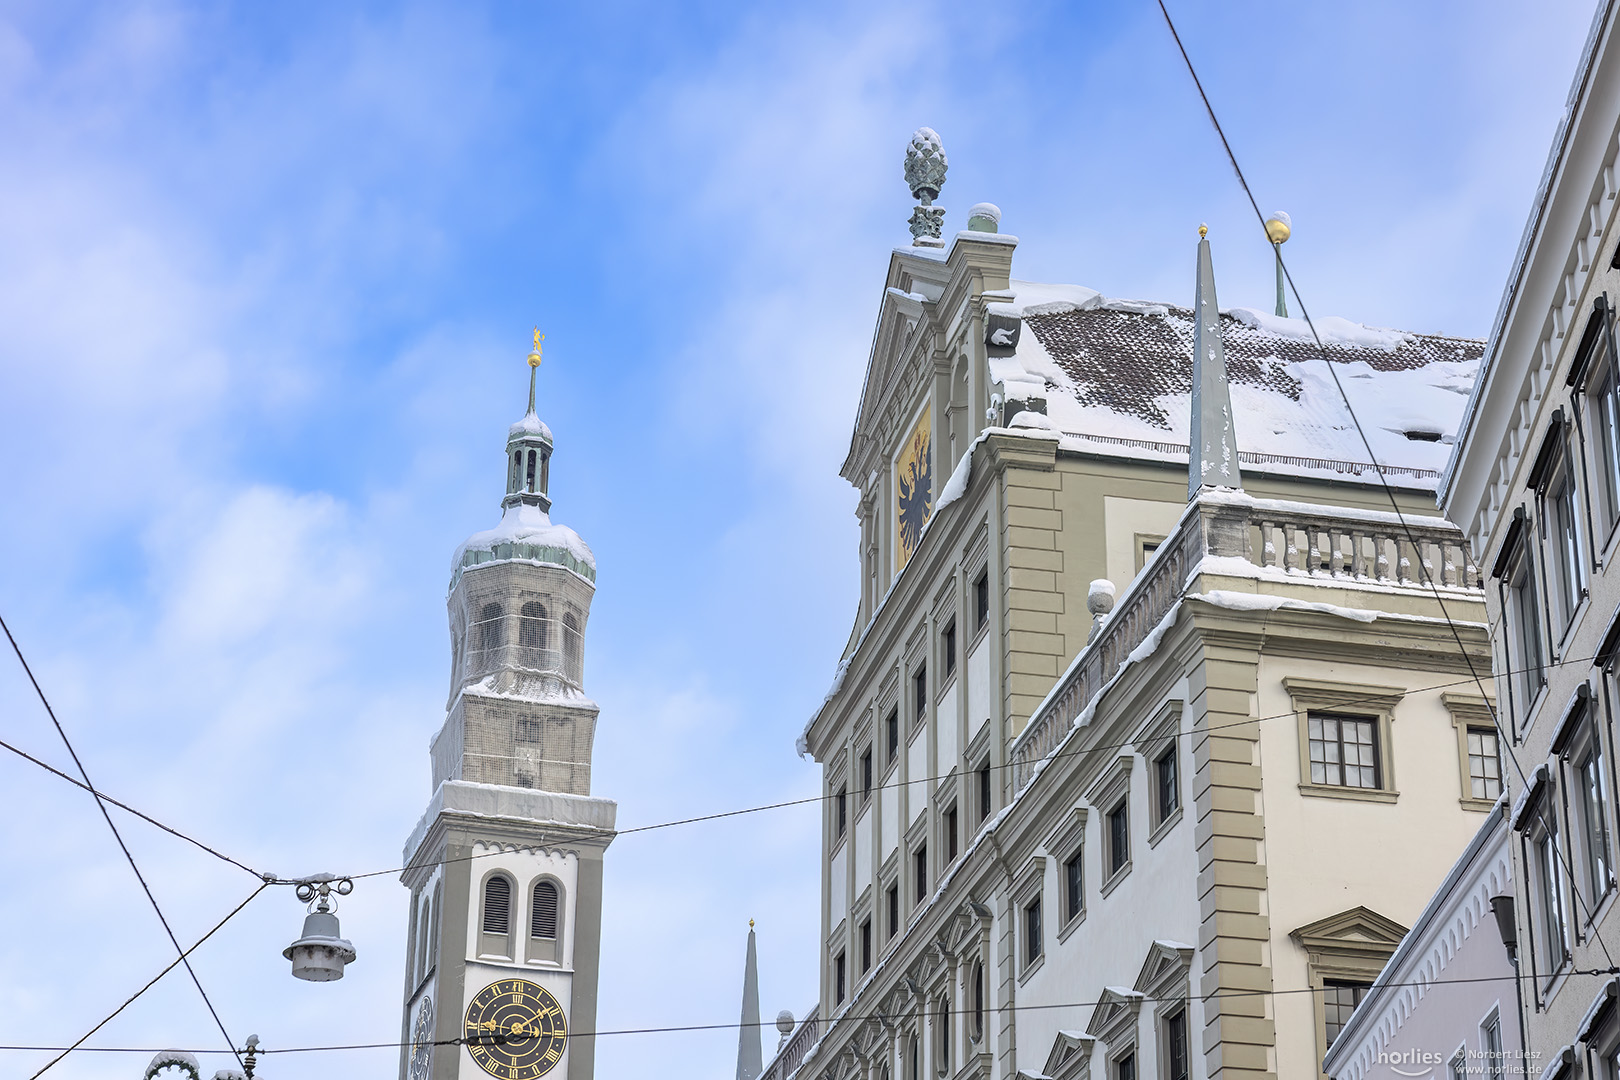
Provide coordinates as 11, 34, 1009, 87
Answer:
0, 1, 1596, 1077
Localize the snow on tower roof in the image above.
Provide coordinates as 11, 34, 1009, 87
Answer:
509, 409, 553, 442
451, 502, 596, 590
991, 280, 1484, 488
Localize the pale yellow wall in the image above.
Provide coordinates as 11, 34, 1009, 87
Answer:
1102, 494, 1187, 592
1255, 653, 1492, 1079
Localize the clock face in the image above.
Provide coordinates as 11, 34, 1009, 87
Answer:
463, 978, 567, 1080
895, 407, 933, 571
409, 995, 434, 1080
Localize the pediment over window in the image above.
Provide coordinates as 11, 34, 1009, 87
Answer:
1290, 905, 1408, 966
1041, 1030, 1095, 1080
1133, 939, 1195, 1000
1085, 986, 1145, 1045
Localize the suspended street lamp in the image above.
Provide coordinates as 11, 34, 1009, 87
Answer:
284, 874, 357, 982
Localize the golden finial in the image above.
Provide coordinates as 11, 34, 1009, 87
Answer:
749, 918, 755, 929
525, 328, 544, 415
1198, 223, 1208, 239
1264, 211, 1291, 245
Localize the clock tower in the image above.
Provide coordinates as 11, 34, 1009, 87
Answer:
400, 337, 615, 1080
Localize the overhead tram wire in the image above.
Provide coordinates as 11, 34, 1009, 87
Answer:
0, 614, 246, 1075
3, 963, 1615, 1058
1152, 0, 1620, 970
25, 882, 271, 1080
343, 647, 1607, 884
0, 731, 266, 879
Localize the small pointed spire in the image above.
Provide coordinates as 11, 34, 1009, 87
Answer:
736, 922, 763, 1080
1188, 228, 1242, 500
526, 328, 544, 415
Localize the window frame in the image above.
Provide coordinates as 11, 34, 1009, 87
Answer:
1445, 692, 1504, 810
1529, 807, 1573, 987
834, 949, 847, 1005
973, 570, 990, 634
477, 871, 517, 959
1576, 298, 1620, 551
944, 803, 959, 864
1284, 678, 1403, 804
886, 707, 901, 766
913, 843, 928, 905
1533, 423, 1588, 640
1013, 855, 1046, 980
1159, 1007, 1190, 1080
859, 917, 873, 974
1045, 807, 1088, 940
860, 745, 874, 805
941, 617, 957, 681
1496, 513, 1547, 731
1555, 690, 1617, 922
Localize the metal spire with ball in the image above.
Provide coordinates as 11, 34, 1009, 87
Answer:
1265, 211, 1291, 318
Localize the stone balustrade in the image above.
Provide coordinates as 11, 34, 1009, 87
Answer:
1008, 494, 1482, 791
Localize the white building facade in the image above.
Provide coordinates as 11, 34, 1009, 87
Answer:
786, 134, 1502, 1080
1441, 0, 1620, 1070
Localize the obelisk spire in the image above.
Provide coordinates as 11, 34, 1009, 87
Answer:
736, 921, 763, 1080
1188, 225, 1241, 500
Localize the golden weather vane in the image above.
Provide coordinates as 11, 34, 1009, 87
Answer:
526, 328, 545, 413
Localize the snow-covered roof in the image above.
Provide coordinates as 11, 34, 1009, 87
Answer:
451, 502, 596, 589
993, 280, 1484, 489
508, 409, 553, 443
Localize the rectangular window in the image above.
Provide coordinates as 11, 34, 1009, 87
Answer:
974, 571, 989, 632
1164, 1009, 1189, 1080
1580, 741, 1613, 899
516, 717, 541, 743
1450, 1051, 1467, 1080
1536, 821, 1571, 970
978, 761, 992, 822
1541, 456, 1585, 632
835, 784, 847, 838
914, 845, 928, 903
1588, 345, 1620, 535
913, 667, 928, 721
834, 950, 846, 1005
1024, 896, 1043, 965
1155, 745, 1179, 825
943, 619, 957, 677
945, 805, 959, 863
1063, 847, 1083, 922
1481, 1013, 1504, 1080
860, 747, 873, 803
1468, 726, 1504, 800
886, 883, 899, 939
860, 918, 872, 973
1504, 541, 1546, 716
886, 709, 900, 764
1307, 713, 1380, 789
1322, 981, 1368, 1048
1114, 1052, 1136, 1080
1108, 800, 1129, 876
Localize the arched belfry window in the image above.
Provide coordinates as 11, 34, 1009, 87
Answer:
526, 449, 538, 492
478, 603, 504, 654
520, 601, 548, 651
563, 612, 582, 681
482, 875, 512, 935
532, 881, 559, 939
510, 450, 522, 492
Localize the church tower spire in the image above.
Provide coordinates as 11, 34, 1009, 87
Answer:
1188, 225, 1242, 500
399, 334, 616, 1080
736, 922, 763, 1080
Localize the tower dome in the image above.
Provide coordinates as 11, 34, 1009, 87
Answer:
450, 331, 596, 592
